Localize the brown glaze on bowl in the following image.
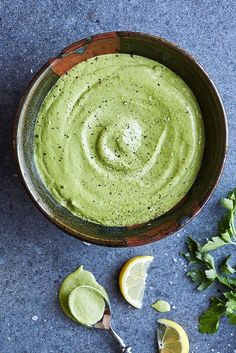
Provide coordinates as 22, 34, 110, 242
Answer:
13, 32, 227, 247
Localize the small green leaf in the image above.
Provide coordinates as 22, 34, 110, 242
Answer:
202, 253, 216, 269
220, 231, 232, 243
221, 198, 234, 210
225, 291, 236, 325
195, 250, 216, 269
187, 270, 213, 291
228, 189, 236, 202
224, 291, 236, 301
218, 214, 231, 233
205, 269, 217, 280
197, 281, 214, 291
181, 237, 206, 265
180, 251, 198, 264
220, 255, 236, 275
186, 237, 202, 253
198, 297, 226, 334
202, 236, 227, 252
227, 312, 236, 325
186, 269, 203, 283
224, 292, 236, 312
218, 276, 236, 290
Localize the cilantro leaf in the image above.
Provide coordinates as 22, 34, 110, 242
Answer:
199, 297, 226, 334
221, 231, 233, 243
224, 292, 236, 324
180, 251, 196, 264
181, 188, 236, 334
220, 255, 236, 275
199, 292, 236, 333
220, 190, 236, 234
202, 236, 228, 252
224, 291, 236, 311
180, 237, 205, 264
202, 189, 236, 252
218, 213, 231, 234
205, 269, 217, 280
224, 291, 236, 302
221, 198, 234, 211
186, 269, 214, 291
227, 312, 236, 324
186, 236, 202, 253
200, 253, 215, 270
218, 276, 236, 290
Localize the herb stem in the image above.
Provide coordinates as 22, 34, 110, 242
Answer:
231, 213, 236, 236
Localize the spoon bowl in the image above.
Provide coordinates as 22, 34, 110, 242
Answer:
93, 296, 132, 353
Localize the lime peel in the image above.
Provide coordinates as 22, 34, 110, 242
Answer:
151, 300, 171, 313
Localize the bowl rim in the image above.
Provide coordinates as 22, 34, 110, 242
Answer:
13, 31, 228, 247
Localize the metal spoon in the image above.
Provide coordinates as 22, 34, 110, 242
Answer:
93, 298, 132, 353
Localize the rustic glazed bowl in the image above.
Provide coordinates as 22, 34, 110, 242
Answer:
14, 32, 227, 247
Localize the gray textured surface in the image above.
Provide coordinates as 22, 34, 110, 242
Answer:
0, 0, 236, 352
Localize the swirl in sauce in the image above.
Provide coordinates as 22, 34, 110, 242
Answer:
34, 54, 204, 226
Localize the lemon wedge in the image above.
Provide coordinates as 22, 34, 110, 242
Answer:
119, 255, 154, 308
157, 319, 190, 353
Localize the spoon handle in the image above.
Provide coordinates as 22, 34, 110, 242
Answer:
109, 328, 132, 352
121, 347, 132, 353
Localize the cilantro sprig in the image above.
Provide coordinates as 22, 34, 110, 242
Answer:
181, 189, 236, 334
202, 189, 236, 251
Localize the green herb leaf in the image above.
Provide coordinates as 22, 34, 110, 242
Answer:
186, 270, 213, 291
224, 292, 236, 324
199, 297, 226, 334
218, 214, 230, 233
201, 253, 216, 270
220, 255, 236, 275
219, 190, 236, 238
205, 269, 217, 280
186, 236, 202, 253
180, 237, 205, 264
221, 231, 233, 243
180, 251, 198, 265
181, 188, 236, 334
227, 312, 236, 325
224, 291, 236, 311
224, 291, 236, 302
221, 198, 234, 211
228, 189, 236, 201
202, 236, 227, 252
218, 276, 236, 290
194, 247, 216, 269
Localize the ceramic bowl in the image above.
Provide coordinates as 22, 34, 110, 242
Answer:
14, 32, 227, 247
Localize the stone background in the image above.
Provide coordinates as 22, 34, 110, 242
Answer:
0, 1, 235, 352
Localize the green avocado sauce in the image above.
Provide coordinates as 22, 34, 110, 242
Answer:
59, 266, 108, 326
34, 54, 204, 226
